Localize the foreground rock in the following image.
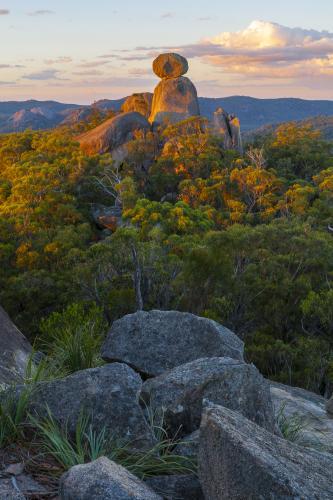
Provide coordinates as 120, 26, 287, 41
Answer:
121, 92, 153, 118
271, 381, 333, 453
101, 310, 244, 377
77, 111, 150, 155
146, 474, 203, 500
174, 430, 200, 460
0, 306, 32, 388
150, 77, 200, 127
199, 404, 333, 500
327, 394, 333, 415
141, 357, 276, 435
152, 53, 189, 79
26, 363, 155, 451
59, 457, 162, 500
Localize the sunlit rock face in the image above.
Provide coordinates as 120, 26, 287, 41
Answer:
152, 53, 189, 79
77, 111, 150, 155
149, 53, 200, 127
121, 93, 153, 119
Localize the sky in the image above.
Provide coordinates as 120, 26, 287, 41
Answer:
1, 0, 333, 103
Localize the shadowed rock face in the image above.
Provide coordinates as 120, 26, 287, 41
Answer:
0, 306, 32, 388
141, 357, 276, 436
101, 310, 244, 377
77, 111, 150, 155
199, 404, 333, 500
152, 53, 189, 79
59, 457, 162, 500
24, 363, 155, 451
149, 77, 200, 127
213, 107, 242, 152
270, 381, 333, 454
121, 93, 153, 118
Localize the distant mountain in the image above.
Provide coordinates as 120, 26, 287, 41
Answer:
243, 116, 333, 142
198, 96, 333, 131
1, 96, 333, 134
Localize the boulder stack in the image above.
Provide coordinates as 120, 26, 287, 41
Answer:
213, 107, 242, 152
149, 53, 200, 127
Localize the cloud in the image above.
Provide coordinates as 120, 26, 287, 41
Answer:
197, 17, 213, 22
22, 69, 63, 80
27, 10, 54, 16
128, 67, 151, 76
0, 64, 24, 68
78, 60, 112, 68
0, 9, 9, 15
160, 12, 175, 19
131, 21, 333, 84
44, 56, 73, 64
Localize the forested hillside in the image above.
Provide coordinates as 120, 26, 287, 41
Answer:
0, 118, 333, 394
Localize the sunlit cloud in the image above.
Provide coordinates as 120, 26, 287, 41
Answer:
44, 57, 73, 65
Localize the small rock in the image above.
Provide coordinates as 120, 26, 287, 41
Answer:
146, 474, 203, 499
173, 430, 200, 460
199, 403, 333, 500
101, 310, 244, 377
59, 456, 162, 499
4, 463, 24, 476
141, 357, 276, 436
152, 53, 189, 79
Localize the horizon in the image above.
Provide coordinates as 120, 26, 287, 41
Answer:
2, 94, 333, 107
0, 1, 333, 102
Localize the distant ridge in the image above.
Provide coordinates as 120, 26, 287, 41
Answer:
1, 96, 333, 133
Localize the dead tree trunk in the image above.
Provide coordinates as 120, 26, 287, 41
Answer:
131, 244, 143, 311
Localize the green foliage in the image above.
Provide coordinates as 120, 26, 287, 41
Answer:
0, 120, 333, 394
31, 408, 196, 478
276, 402, 309, 445
0, 386, 32, 447
40, 303, 107, 374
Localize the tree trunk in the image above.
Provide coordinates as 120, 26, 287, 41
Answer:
131, 244, 143, 311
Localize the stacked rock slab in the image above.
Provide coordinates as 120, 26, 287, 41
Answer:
149, 53, 200, 127
121, 92, 153, 119
101, 310, 244, 377
199, 404, 333, 499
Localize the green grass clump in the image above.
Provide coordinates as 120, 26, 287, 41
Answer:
30, 408, 197, 478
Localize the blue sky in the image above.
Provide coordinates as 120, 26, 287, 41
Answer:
1, 0, 333, 102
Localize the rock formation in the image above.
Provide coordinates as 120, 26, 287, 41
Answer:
0, 305, 32, 388
121, 92, 153, 118
101, 310, 244, 377
77, 111, 150, 155
213, 107, 242, 152
77, 53, 242, 154
149, 53, 200, 127
141, 357, 276, 435
199, 404, 333, 499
